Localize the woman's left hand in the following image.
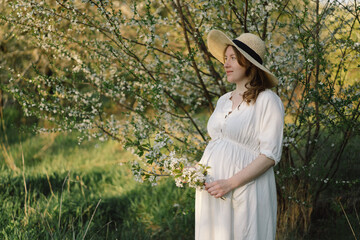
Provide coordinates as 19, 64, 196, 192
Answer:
205, 179, 234, 199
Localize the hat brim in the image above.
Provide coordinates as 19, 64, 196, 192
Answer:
207, 29, 278, 88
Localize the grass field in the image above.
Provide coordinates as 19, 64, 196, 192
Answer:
1, 132, 359, 239
0, 132, 195, 239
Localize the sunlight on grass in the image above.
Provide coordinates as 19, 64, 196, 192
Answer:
0, 132, 195, 239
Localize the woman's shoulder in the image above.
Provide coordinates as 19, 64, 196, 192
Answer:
256, 89, 284, 111
257, 89, 282, 103
219, 91, 232, 100
215, 91, 232, 104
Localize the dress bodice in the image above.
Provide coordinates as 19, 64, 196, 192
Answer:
206, 89, 284, 163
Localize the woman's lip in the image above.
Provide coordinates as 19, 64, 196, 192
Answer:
226, 71, 233, 74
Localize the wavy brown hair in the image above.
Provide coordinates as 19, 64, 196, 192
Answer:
225, 45, 272, 104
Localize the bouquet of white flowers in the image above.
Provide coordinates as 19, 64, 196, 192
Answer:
164, 151, 210, 189
129, 132, 210, 189
129, 132, 225, 199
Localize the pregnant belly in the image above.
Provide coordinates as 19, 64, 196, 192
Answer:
199, 138, 259, 180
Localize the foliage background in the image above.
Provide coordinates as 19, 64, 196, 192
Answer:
0, 0, 359, 239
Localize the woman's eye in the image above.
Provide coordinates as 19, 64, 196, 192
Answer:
224, 56, 236, 61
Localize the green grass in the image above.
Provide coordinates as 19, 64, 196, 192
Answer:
0, 132, 195, 239
1, 131, 359, 239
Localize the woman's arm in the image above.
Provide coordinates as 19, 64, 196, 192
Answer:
205, 154, 275, 199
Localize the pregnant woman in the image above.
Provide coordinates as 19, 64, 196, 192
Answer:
195, 29, 284, 240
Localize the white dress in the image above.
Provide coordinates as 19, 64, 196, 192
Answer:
195, 89, 284, 240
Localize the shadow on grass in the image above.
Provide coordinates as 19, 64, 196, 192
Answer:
0, 167, 195, 239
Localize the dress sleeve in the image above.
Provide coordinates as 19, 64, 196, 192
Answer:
258, 91, 284, 165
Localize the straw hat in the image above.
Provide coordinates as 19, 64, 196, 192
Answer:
207, 29, 278, 87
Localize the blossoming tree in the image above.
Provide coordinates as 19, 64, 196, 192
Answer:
1, 0, 359, 236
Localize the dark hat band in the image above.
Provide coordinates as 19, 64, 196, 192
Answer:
232, 39, 263, 65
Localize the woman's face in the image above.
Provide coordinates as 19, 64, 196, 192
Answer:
224, 46, 247, 84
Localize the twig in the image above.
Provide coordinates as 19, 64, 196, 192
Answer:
21, 142, 28, 219
354, 204, 360, 229
90, 221, 113, 240
83, 199, 102, 240
338, 199, 358, 240
58, 171, 70, 229
46, 172, 55, 197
